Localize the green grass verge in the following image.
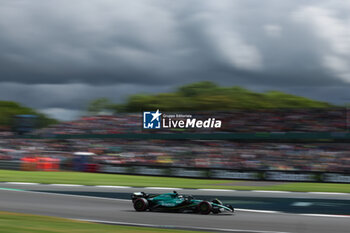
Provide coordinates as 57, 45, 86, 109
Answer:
0, 211, 208, 233
0, 170, 349, 193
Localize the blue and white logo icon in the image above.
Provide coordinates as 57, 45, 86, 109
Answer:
143, 109, 162, 129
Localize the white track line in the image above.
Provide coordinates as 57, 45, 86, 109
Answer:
49, 184, 84, 187
144, 187, 182, 190
74, 218, 292, 233
5, 182, 39, 185
236, 208, 279, 214
0, 187, 130, 202
197, 189, 233, 192
237, 209, 350, 218
95, 185, 131, 188
1, 182, 350, 195
299, 214, 350, 218
307, 192, 348, 195
251, 190, 290, 194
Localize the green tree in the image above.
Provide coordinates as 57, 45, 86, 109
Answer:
87, 98, 114, 115
94, 82, 336, 113
0, 101, 58, 128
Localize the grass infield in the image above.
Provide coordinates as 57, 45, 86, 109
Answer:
0, 211, 208, 233
0, 170, 349, 193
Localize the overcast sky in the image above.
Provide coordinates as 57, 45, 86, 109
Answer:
1, 0, 350, 120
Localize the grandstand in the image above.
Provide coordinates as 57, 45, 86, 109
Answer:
0, 108, 349, 177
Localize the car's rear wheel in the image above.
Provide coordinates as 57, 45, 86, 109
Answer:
133, 198, 148, 211
198, 201, 212, 215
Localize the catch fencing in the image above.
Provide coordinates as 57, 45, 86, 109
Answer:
0, 160, 349, 183
99, 164, 350, 183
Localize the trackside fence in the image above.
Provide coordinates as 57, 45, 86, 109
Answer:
99, 164, 350, 183
0, 160, 349, 183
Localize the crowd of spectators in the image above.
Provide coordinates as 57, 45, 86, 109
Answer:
0, 139, 349, 173
1, 108, 349, 173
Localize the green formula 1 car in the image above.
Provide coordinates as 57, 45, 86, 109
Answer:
131, 191, 234, 215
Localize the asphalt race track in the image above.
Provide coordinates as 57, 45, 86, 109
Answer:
0, 183, 349, 233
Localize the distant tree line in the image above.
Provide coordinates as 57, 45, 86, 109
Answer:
87, 81, 335, 114
0, 101, 58, 128
0, 82, 336, 128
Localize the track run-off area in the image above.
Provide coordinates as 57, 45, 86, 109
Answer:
0, 183, 349, 233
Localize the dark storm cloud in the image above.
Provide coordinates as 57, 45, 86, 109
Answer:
1, 0, 350, 120
0, 82, 167, 109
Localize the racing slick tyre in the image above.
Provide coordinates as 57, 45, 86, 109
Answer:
198, 201, 212, 215
133, 198, 149, 211
225, 204, 234, 213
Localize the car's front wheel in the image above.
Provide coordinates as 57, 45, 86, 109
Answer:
198, 201, 212, 215
133, 198, 149, 211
